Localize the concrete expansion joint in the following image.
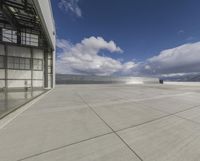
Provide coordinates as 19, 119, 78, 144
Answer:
141, 101, 200, 127
76, 92, 144, 161
16, 132, 114, 161
115, 102, 200, 133
1, 85, 200, 161
173, 114, 200, 127
0, 89, 53, 130
115, 114, 173, 133
91, 92, 193, 108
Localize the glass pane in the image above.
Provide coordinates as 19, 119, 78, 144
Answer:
2, 29, 17, 43
8, 57, 14, 68
0, 56, 4, 68
33, 59, 43, 70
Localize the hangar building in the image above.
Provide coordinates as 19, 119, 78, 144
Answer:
0, 0, 56, 91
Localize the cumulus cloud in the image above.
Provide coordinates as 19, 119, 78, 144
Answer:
129, 41, 200, 78
145, 42, 200, 75
56, 36, 200, 77
56, 37, 137, 75
58, 0, 82, 17
160, 72, 199, 78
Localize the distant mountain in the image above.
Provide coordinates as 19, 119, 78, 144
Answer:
56, 74, 115, 84
56, 73, 200, 84
56, 74, 158, 84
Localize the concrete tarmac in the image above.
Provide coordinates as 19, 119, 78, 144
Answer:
1, 84, 200, 161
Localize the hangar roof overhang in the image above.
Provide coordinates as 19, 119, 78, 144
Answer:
0, 0, 55, 50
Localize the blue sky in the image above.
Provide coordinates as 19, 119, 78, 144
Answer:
52, 0, 200, 77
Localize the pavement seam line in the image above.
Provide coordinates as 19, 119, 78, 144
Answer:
116, 114, 172, 132
116, 104, 200, 133
138, 101, 200, 126
173, 114, 200, 126
91, 92, 193, 108
102, 102, 200, 137
0, 90, 53, 130
77, 93, 144, 161
142, 102, 200, 116
15, 132, 114, 161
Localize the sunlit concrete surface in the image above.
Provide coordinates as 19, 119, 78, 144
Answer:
1, 84, 200, 161
0, 90, 45, 118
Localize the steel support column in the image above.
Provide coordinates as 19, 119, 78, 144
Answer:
0, 28, 2, 42
4, 44, 7, 90
44, 49, 48, 88
4, 44, 8, 107
30, 48, 33, 95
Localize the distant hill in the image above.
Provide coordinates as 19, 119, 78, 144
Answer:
56, 74, 115, 84
56, 74, 159, 84
56, 73, 200, 84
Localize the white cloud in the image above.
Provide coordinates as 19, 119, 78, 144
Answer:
121, 62, 138, 74
56, 37, 137, 75
56, 37, 200, 77
140, 41, 200, 76
160, 72, 198, 78
58, 0, 82, 17
144, 65, 151, 70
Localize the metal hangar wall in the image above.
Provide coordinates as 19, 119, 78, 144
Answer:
0, 0, 56, 91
